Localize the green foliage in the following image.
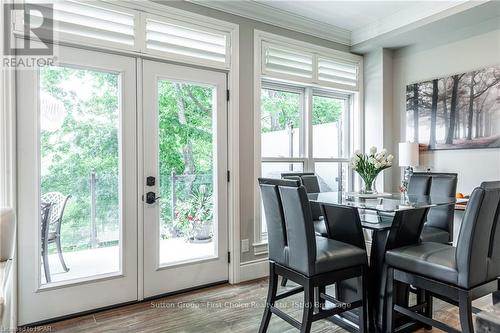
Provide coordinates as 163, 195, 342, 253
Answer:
172, 184, 213, 240
312, 95, 343, 125
261, 89, 300, 132
40, 66, 119, 251
40, 67, 216, 250
261, 88, 343, 133
157, 81, 214, 233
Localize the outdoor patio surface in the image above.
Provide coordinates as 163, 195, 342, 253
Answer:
43, 237, 215, 284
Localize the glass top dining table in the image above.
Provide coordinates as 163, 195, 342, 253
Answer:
308, 192, 457, 230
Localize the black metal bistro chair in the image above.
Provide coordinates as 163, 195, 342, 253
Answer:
41, 192, 71, 283
385, 181, 500, 333
258, 178, 368, 333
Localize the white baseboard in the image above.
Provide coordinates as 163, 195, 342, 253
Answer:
239, 258, 269, 282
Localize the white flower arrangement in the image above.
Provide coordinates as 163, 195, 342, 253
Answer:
351, 146, 394, 193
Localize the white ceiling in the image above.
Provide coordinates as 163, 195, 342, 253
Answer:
256, 1, 422, 31
191, 0, 489, 47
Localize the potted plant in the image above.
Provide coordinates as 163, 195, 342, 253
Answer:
174, 185, 214, 243
351, 147, 394, 194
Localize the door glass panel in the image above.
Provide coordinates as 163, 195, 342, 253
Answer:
158, 80, 217, 266
39, 66, 120, 284
312, 95, 348, 158
314, 162, 350, 192
261, 88, 301, 158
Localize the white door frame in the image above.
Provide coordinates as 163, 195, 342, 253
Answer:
8, 11, 240, 325
141, 60, 229, 298
16, 44, 138, 325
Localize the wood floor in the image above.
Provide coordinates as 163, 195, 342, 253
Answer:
38, 278, 492, 332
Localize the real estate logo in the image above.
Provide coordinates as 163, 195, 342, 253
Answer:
2, 3, 56, 68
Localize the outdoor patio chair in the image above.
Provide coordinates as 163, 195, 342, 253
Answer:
41, 192, 71, 283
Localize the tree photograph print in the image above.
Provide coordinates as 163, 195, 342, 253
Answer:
406, 65, 500, 150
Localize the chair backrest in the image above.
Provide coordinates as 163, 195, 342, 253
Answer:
456, 181, 500, 288
321, 204, 366, 250
408, 173, 432, 195
386, 208, 430, 251
281, 172, 320, 193
279, 184, 317, 276
426, 173, 457, 236
282, 173, 322, 220
258, 178, 300, 265
409, 173, 457, 240
41, 192, 71, 231
40, 203, 52, 242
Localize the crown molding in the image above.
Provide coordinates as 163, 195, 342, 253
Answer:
351, 0, 488, 46
188, 0, 351, 46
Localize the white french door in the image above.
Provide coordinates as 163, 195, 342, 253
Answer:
17, 45, 138, 325
142, 60, 228, 298
17, 51, 229, 324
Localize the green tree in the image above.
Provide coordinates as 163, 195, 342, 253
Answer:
40, 66, 120, 251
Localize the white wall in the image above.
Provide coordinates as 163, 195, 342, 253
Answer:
392, 24, 500, 193
363, 48, 394, 192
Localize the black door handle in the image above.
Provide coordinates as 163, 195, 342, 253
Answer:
146, 191, 160, 204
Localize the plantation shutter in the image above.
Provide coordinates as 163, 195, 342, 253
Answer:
261, 40, 360, 91
28, 1, 136, 47
262, 42, 314, 79
145, 17, 229, 66
317, 57, 358, 89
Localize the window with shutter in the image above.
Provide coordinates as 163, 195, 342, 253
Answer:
258, 33, 361, 91
262, 43, 313, 79
27, 1, 136, 48
145, 16, 229, 67
317, 57, 358, 89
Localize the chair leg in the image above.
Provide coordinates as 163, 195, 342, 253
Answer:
42, 241, 51, 283
458, 291, 474, 333
281, 277, 288, 287
423, 290, 433, 330
300, 281, 314, 333
315, 286, 326, 311
384, 267, 395, 333
259, 263, 278, 333
493, 279, 500, 305
357, 265, 368, 333
56, 237, 69, 272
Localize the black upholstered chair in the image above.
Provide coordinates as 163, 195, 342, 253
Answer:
407, 173, 432, 196
385, 181, 500, 333
321, 204, 366, 250
258, 178, 298, 270
258, 178, 368, 333
281, 172, 327, 237
413, 173, 458, 244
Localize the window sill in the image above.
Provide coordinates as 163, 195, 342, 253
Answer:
252, 240, 268, 256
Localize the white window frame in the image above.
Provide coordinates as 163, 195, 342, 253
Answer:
253, 30, 363, 254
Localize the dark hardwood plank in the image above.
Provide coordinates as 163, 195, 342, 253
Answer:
36, 278, 493, 332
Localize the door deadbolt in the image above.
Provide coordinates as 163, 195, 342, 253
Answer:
146, 176, 155, 186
